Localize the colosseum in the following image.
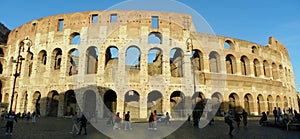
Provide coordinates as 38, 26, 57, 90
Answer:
0, 10, 298, 119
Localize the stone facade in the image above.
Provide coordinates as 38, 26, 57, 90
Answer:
0, 10, 298, 119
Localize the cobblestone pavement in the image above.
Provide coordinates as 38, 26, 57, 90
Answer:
0, 117, 299, 139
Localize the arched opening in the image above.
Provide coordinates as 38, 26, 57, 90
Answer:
86, 46, 98, 74
209, 51, 220, 73
229, 93, 239, 112
226, 54, 236, 74
251, 46, 258, 54
240, 56, 250, 75
0, 48, 4, 57
125, 46, 140, 70
244, 93, 253, 115
272, 63, 278, 80
52, 48, 62, 70
253, 59, 260, 77
22, 92, 28, 113
211, 92, 223, 116
170, 91, 185, 118
25, 52, 34, 77
68, 49, 79, 76
0, 81, 2, 102
37, 50, 47, 74
148, 32, 162, 44
191, 49, 204, 71
124, 90, 140, 118
148, 48, 163, 75
105, 46, 119, 67
103, 90, 117, 118
257, 94, 264, 115
224, 40, 234, 49
170, 48, 183, 77
279, 65, 283, 81
83, 90, 96, 118
147, 91, 163, 116
192, 92, 205, 116
263, 60, 270, 77
33, 91, 41, 115
276, 95, 281, 108
64, 90, 77, 116
70, 32, 80, 45
4, 93, 9, 103
267, 95, 273, 115
46, 90, 59, 117
283, 96, 288, 108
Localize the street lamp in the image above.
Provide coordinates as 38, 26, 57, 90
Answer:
9, 37, 32, 111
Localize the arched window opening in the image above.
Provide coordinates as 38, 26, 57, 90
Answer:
26, 52, 34, 77
272, 63, 278, 80
253, 59, 260, 77
224, 40, 234, 49
125, 46, 140, 70
124, 90, 140, 118
191, 49, 203, 71
170, 91, 185, 119
86, 46, 98, 74
263, 60, 270, 77
68, 49, 79, 76
52, 48, 62, 70
170, 48, 183, 77
0, 48, 4, 57
252, 46, 258, 54
0, 62, 3, 74
147, 91, 163, 117
148, 48, 162, 75
240, 56, 249, 75
70, 32, 80, 45
209, 51, 220, 73
105, 46, 119, 66
226, 54, 236, 74
148, 32, 162, 44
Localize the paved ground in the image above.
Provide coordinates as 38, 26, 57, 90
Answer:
0, 117, 299, 139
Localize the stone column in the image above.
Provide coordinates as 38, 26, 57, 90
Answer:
236, 61, 241, 75
139, 94, 147, 119
57, 92, 65, 117
248, 62, 255, 77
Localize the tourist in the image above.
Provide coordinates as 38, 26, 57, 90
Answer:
124, 111, 132, 130
277, 107, 282, 124
241, 110, 248, 127
259, 112, 268, 125
165, 112, 170, 125
187, 113, 191, 126
31, 111, 36, 124
5, 110, 18, 136
77, 113, 87, 135
69, 112, 79, 134
224, 111, 234, 136
113, 112, 121, 130
153, 110, 158, 130
273, 107, 277, 124
234, 111, 241, 128
148, 112, 154, 130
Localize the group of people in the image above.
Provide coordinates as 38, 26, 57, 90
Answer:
69, 112, 88, 135
224, 110, 248, 136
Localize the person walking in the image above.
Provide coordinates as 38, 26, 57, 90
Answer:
124, 111, 132, 130
273, 107, 277, 124
241, 110, 248, 127
148, 112, 154, 130
165, 112, 170, 125
77, 113, 87, 135
31, 112, 36, 124
69, 112, 79, 134
224, 111, 234, 136
153, 110, 158, 130
5, 110, 18, 136
277, 107, 282, 124
113, 112, 121, 130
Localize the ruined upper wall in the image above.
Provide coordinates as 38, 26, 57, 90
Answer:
0, 22, 10, 45
268, 36, 290, 60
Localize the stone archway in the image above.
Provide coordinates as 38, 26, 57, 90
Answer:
211, 92, 223, 116
267, 95, 274, 115
170, 91, 185, 119
124, 90, 140, 119
64, 90, 77, 116
33, 91, 41, 115
147, 91, 163, 116
257, 94, 264, 115
46, 90, 59, 117
83, 90, 96, 119
103, 90, 117, 118
244, 93, 254, 115
229, 93, 240, 112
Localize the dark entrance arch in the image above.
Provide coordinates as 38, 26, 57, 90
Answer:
46, 90, 59, 116
83, 90, 96, 116
103, 90, 117, 118
64, 90, 77, 116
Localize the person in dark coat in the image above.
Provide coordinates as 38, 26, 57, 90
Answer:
5, 110, 18, 136
77, 113, 87, 135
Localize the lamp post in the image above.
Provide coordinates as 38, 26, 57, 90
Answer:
9, 38, 31, 112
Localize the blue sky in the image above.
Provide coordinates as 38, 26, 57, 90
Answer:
1, 0, 299, 91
